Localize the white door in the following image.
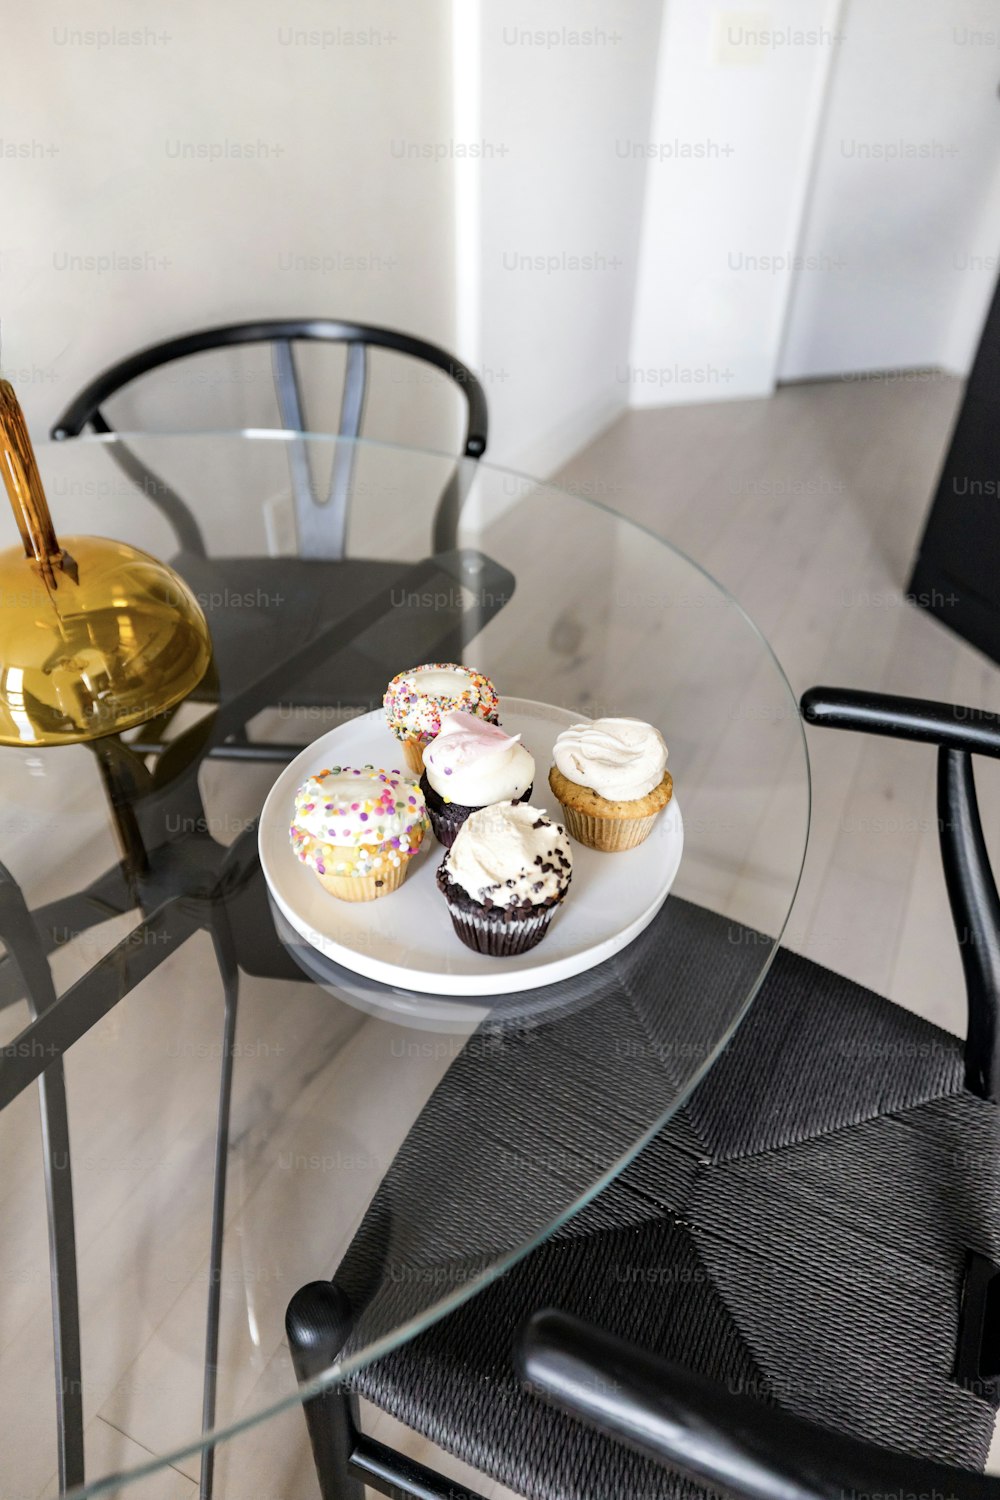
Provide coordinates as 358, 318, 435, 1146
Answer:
778, 0, 1000, 381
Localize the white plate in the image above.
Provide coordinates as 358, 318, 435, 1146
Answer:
258, 698, 683, 996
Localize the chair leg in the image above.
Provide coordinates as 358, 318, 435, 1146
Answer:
286, 1281, 364, 1500
198, 918, 240, 1500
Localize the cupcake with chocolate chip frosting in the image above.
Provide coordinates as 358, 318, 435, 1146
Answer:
421, 711, 535, 847
548, 717, 672, 852
384, 663, 500, 775
290, 765, 428, 902
436, 802, 572, 955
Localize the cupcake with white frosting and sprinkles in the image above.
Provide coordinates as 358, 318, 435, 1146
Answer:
290, 765, 428, 902
383, 663, 499, 775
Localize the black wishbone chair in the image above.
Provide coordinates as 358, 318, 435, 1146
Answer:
285, 687, 1000, 1500
2, 325, 498, 1499
51, 318, 488, 558
51, 320, 498, 764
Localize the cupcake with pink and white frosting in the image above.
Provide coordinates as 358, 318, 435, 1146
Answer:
420, 711, 535, 846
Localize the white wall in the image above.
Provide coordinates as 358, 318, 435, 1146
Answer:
7, 0, 999, 468
459, 0, 664, 472
2, 0, 666, 493
0, 0, 458, 448
779, 0, 1000, 380
628, 0, 843, 406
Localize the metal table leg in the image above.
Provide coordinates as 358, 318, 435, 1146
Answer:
198, 912, 240, 1500
0, 866, 84, 1492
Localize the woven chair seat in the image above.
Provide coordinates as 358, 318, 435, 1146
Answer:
336, 900, 1000, 1499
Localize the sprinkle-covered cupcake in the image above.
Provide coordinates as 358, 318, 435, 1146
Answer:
384, 663, 499, 774
548, 717, 672, 852
436, 802, 572, 955
420, 711, 535, 847
290, 766, 428, 902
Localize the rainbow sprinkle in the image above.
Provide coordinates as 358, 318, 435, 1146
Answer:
289, 765, 429, 879
383, 663, 499, 743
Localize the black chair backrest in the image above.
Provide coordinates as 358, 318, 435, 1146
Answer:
802, 686, 1000, 1102
51, 320, 489, 560
521, 1309, 1000, 1500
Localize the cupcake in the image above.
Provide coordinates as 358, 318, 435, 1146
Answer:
290, 765, 428, 902
384, 663, 499, 774
436, 802, 572, 956
548, 717, 672, 852
420, 711, 535, 847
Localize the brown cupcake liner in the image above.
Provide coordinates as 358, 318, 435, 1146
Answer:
425, 803, 465, 849
558, 802, 660, 852
445, 903, 556, 956
315, 857, 411, 903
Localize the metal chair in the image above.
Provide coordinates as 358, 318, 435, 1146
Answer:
4, 333, 497, 1492
285, 686, 1000, 1500
51, 320, 492, 762
52, 318, 488, 556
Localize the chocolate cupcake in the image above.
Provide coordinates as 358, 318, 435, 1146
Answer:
420, 710, 535, 847
437, 802, 572, 956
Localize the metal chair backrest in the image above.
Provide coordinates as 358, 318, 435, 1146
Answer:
51, 319, 489, 560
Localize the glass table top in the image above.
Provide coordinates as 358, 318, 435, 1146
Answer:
0, 431, 810, 1496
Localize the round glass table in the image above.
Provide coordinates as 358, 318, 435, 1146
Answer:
0, 432, 809, 1497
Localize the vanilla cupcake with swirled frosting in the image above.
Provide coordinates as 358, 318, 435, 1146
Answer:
548, 717, 672, 852
384, 664, 500, 774
420, 711, 535, 847
290, 765, 428, 902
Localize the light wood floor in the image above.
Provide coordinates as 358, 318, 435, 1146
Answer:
5, 372, 1000, 1497
560, 373, 1000, 1036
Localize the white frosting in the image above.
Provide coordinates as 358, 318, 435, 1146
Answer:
424, 711, 534, 806
411, 668, 472, 698
292, 769, 424, 847
553, 717, 667, 802
443, 802, 572, 909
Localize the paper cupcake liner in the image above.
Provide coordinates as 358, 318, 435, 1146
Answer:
315, 858, 411, 903
426, 802, 466, 849
401, 736, 429, 775
558, 802, 659, 852
445, 903, 556, 956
